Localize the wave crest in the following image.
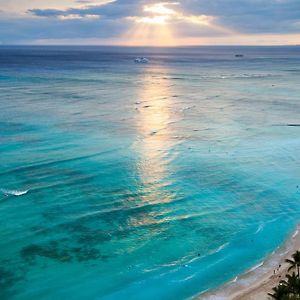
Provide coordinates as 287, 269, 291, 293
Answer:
1, 188, 29, 196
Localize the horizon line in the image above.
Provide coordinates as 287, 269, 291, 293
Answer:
1, 44, 300, 47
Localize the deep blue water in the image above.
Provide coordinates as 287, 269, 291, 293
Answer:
0, 46, 300, 300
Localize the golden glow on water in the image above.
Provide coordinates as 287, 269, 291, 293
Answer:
133, 67, 179, 210
136, 72, 172, 183
128, 67, 181, 228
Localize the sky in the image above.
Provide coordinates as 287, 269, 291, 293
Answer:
0, 0, 300, 46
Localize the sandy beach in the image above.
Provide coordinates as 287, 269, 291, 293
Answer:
198, 224, 300, 300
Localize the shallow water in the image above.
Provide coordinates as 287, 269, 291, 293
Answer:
0, 46, 300, 300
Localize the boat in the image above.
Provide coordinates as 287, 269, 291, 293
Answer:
134, 57, 149, 63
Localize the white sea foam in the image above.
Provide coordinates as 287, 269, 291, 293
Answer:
255, 223, 264, 234
292, 229, 298, 238
211, 242, 230, 255
247, 261, 264, 273
200, 224, 300, 300
1, 189, 29, 196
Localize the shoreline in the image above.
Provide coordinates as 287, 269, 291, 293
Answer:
197, 224, 300, 300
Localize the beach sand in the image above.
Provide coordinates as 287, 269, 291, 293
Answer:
198, 225, 300, 300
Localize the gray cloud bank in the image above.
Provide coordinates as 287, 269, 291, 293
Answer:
0, 0, 299, 44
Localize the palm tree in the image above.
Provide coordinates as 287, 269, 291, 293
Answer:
282, 294, 300, 300
280, 273, 300, 294
268, 283, 290, 299
286, 251, 300, 277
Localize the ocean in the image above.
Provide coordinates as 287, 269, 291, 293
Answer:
0, 45, 299, 300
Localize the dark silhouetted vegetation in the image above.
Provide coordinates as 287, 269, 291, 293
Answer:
268, 251, 300, 299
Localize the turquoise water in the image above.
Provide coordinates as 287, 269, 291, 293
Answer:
0, 46, 300, 300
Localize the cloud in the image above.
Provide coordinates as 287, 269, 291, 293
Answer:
29, 0, 142, 19
0, 0, 299, 44
181, 0, 300, 34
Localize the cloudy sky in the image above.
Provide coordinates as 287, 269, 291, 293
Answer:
0, 0, 299, 45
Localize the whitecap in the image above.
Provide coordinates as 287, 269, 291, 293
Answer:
217, 242, 229, 252
1, 189, 29, 196
209, 242, 230, 255
254, 223, 264, 234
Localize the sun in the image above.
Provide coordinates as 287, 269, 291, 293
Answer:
143, 3, 177, 16
123, 3, 177, 46
128, 2, 177, 25
128, 15, 170, 25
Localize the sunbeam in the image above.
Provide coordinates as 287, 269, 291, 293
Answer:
122, 2, 234, 46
